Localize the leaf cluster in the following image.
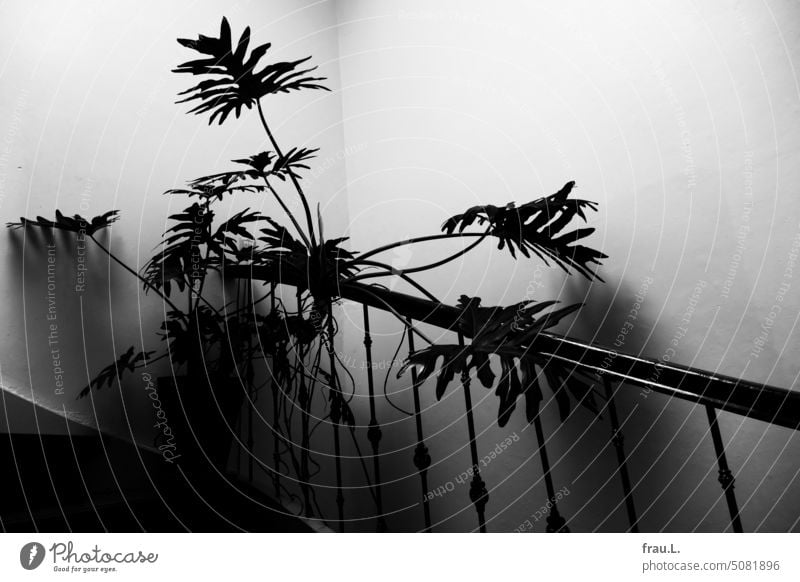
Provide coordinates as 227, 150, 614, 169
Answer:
399, 295, 601, 426
174, 17, 329, 125
442, 181, 607, 280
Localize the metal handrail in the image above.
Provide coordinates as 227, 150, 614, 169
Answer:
229, 264, 800, 532
229, 264, 800, 432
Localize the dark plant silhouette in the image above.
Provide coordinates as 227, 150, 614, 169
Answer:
398, 295, 600, 427
7, 16, 607, 527
174, 17, 329, 125
8, 210, 119, 235
441, 181, 607, 280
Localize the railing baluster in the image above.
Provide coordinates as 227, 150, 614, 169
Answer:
297, 288, 313, 517
705, 405, 743, 532
602, 376, 639, 532
406, 318, 433, 532
246, 375, 254, 482
269, 283, 282, 497
457, 333, 488, 533
362, 305, 387, 532
246, 282, 255, 484
532, 391, 569, 532
235, 413, 243, 474
234, 280, 244, 477
325, 305, 345, 531
270, 372, 282, 496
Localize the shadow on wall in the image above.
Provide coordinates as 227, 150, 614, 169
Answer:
558, 273, 800, 532
274, 272, 789, 532
4, 226, 156, 440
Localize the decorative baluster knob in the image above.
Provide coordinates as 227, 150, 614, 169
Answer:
718, 468, 735, 490
367, 420, 382, 447
546, 509, 569, 533
469, 473, 489, 512
413, 442, 431, 471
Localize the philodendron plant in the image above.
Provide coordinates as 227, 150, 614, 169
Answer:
8, 17, 607, 520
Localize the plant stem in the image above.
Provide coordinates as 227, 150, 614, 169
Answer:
348, 233, 489, 285
402, 232, 488, 274
192, 242, 210, 313
257, 100, 317, 248
134, 351, 171, 368
344, 260, 442, 303
89, 235, 184, 316
178, 273, 227, 319
352, 232, 488, 265
262, 176, 312, 249
229, 286, 274, 316
354, 285, 436, 346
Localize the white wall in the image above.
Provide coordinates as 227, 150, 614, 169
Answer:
2, 0, 800, 532
0, 0, 348, 442
333, 0, 800, 531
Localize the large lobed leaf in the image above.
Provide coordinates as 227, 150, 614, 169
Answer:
442, 181, 607, 280
143, 203, 269, 295
143, 203, 214, 295
174, 17, 329, 125
234, 147, 318, 182
165, 171, 266, 201
78, 347, 155, 398
398, 295, 601, 426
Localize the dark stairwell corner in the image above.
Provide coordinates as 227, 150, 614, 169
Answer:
0, 391, 313, 532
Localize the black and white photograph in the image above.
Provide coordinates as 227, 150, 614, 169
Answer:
1, 0, 799, 577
